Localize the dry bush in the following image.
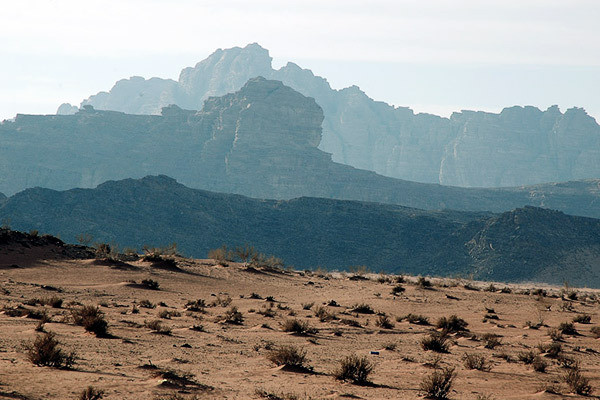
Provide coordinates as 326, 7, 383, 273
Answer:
558, 322, 577, 335
224, 306, 244, 325
79, 386, 104, 400
313, 305, 336, 322
210, 295, 232, 307
463, 353, 491, 371
350, 303, 374, 314
185, 299, 206, 312
267, 345, 309, 369
417, 277, 432, 288
391, 284, 405, 295
557, 355, 578, 369
340, 318, 361, 328
40, 296, 63, 308
537, 342, 561, 358
573, 314, 591, 324
139, 299, 155, 309
282, 318, 317, 334
334, 354, 374, 384
436, 315, 468, 332
421, 332, 450, 353
26, 331, 76, 368
158, 310, 181, 319
145, 319, 171, 335
141, 279, 160, 290
563, 366, 593, 395
301, 302, 314, 310
71, 305, 109, 337
375, 314, 395, 329
420, 367, 455, 399
481, 333, 502, 349
517, 350, 537, 364
532, 356, 549, 373
547, 328, 563, 342
402, 313, 430, 325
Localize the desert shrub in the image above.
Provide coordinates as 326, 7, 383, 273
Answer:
301, 302, 314, 310
558, 322, 577, 335
417, 277, 432, 288
139, 299, 155, 309
185, 299, 206, 312
537, 342, 561, 358
573, 314, 591, 324
463, 282, 479, 291
340, 318, 361, 327
79, 386, 104, 400
190, 324, 205, 332
334, 354, 374, 384
224, 306, 244, 325
384, 342, 397, 351
141, 279, 160, 290
420, 367, 455, 399
557, 355, 578, 369
436, 315, 468, 332
531, 288, 547, 297
207, 245, 233, 263
402, 313, 430, 325
27, 308, 49, 322
517, 350, 537, 364
234, 244, 257, 264
267, 345, 309, 369
463, 353, 491, 371
421, 332, 450, 353
563, 366, 593, 395
391, 284, 405, 295
313, 305, 336, 322
210, 295, 232, 307
375, 314, 395, 329
547, 328, 563, 342
71, 305, 109, 337
145, 319, 171, 335
158, 310, 181, 319
481, 333, 502, 349
350, 303, 374, 314
282, 318, 317, 334
532, 356, 549, 373
26, 331, 76, 368
257, 305, 277, 318
500, 287, 512, 294
591, 326, 600, 338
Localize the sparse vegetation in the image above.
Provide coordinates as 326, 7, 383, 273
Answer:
282, 318, 317, 334
532, 356, 549, 373
334, 354, 374, 384
481, 333, 502, 349
141, 279, 160, 290
375, 313, 394, 329
463, 353, 491, 371
436, 315, 468, 332
421, 332, 450, 353
224, 306, 244, 324
26, 331, 76, 368
417, 277, 432, 288
563, 365, 593, 395
391, 284, 405, 295
573, 314, 591, 324
402, 313, 430, 325
145, 319, 171, 335
558, 321, 577, 335
71, 305, 109, 337
517, 350, 537, 364
79, 386, 104, 400
267, 345, 309, 369
350, 303, 374, 314
420, 367, 455, 399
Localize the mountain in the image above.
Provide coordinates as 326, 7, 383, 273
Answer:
68, 43, 600, 188
4, 77, 600, 218
2, 175, 599, 286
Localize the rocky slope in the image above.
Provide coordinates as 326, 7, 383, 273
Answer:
69, 43, 600, 187
4, 78, 600, 218
1, 176, 599, 286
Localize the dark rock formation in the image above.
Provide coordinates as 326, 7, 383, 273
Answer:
77, 43, 600, 187
2, 77, 600, 218
2, 176, 599, 286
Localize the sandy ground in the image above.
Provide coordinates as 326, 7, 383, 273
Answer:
0, 253, 599, 400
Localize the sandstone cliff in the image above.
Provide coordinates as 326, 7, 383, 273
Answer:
72, 43, 600, 187
4, 78, 600, 218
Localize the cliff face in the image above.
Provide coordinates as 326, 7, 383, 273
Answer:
2, 177, 600, 286
4, 78, 600, 217
72, 43, 600, 188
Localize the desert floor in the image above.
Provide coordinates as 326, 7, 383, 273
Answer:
1, 251, 599, 400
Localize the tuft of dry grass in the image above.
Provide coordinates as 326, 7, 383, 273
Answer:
26, 331, 76, 368
267, 345, 309, 370
463, 353, 491, 371
420, 367, 455, 399
334, 354, 374, 384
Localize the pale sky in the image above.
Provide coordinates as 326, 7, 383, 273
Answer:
1, 0, 599, 121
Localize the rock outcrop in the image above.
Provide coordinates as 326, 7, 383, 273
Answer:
76, 43, 600, 187
2, 177, 599, 286
3, 78, 600, 218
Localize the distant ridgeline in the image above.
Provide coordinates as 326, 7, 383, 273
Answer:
66, 43, 600, 188
2, 78, 600, 218
1, 175, 600, 287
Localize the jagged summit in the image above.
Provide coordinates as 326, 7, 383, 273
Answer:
67, 44, 600, 188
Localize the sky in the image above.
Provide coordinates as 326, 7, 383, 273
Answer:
1, 0, 599, 122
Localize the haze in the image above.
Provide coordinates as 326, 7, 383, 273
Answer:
1, 0, 599, 121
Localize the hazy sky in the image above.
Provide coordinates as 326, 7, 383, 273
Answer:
2, 0, 599, 121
